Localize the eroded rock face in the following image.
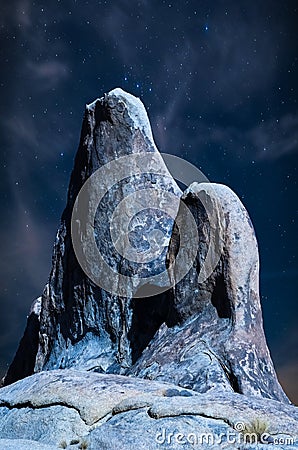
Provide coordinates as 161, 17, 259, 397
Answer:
3, 89, 180, 385
128, 183, 288, 403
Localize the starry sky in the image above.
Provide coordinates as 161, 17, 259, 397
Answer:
0, 0, 297, 402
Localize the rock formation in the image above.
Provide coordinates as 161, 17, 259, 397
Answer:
128, 183, 288, 402
1, 88, 297, 449
3, 88, 181, 384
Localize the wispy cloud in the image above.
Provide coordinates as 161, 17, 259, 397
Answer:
26, 61, 69, 90
15, 0, 32, 27
250, 113, 298, 160
6, 1, 71, 92
151, 111, 298, 164
3, 115, 39, 148
92, 1, 287, 158
196, 5, 281, 104
153, 42, 197, 150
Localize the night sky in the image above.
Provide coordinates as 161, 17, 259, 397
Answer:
0, 0, 297, 403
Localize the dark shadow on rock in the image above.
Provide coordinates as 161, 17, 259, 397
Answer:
210, 271, 232, 319
3, 313, 40, 386
128, 286, 169, 364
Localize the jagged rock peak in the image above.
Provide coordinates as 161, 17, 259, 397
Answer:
2, 88, 180, 385
86, 87, 156, 147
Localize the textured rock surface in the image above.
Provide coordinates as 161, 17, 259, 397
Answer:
0, 370, 297, 449
90, 399, 298, 450
128, 182, 289, 403
0, 370, 196, 446
3, 88, 180, 386
3, 89, 287, 404
1, 89, 296, 448
0, 440, 57, 450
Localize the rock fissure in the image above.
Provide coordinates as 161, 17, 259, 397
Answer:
0, 400, 89, 425
147, 406, 233, 428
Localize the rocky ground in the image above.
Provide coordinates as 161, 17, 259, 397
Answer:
0, 370, 297, 449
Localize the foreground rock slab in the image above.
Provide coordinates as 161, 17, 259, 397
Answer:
0, 440, 57, 450
0, 370, 297, 449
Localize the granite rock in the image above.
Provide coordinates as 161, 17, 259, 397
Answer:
3, 88, 180, 386
0, 440, 58, 450
0, 370, 297, 449
1, 89, 295, 449
128, 182, 289, 403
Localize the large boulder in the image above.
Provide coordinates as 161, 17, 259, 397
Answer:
1, 89, 296, 449
0, 370, 297, 449
128, 183, 288, 402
